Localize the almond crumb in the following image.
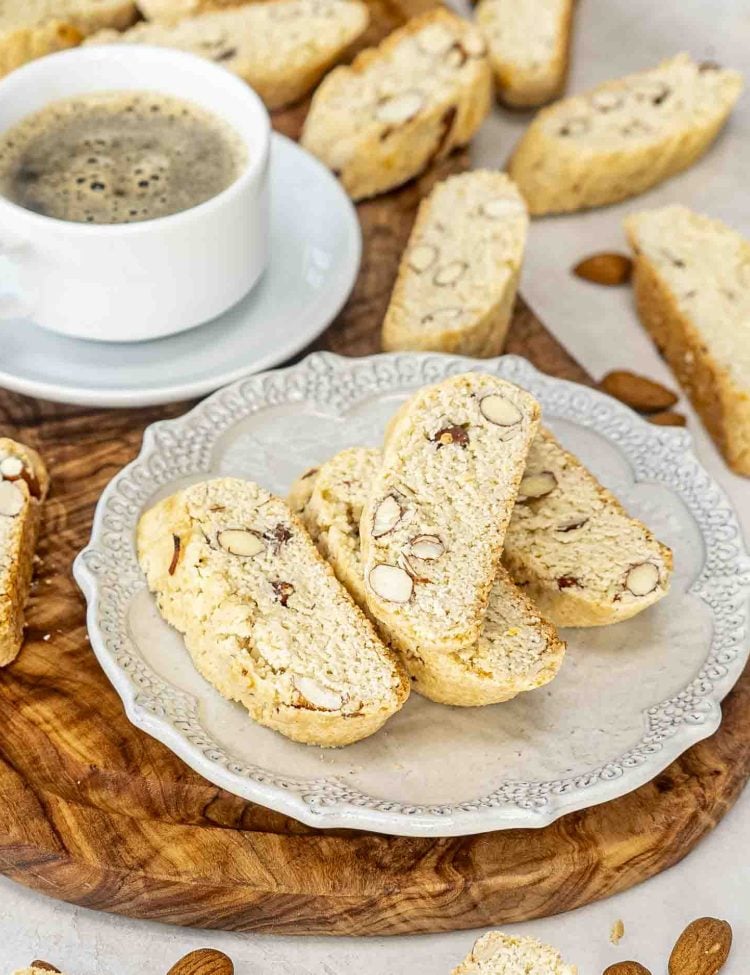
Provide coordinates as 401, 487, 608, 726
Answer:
611, 919, 625, 945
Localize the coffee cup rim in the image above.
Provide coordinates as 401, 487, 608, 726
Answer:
0, 44, 271, 235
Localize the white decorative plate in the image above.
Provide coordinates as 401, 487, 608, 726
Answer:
74, 352, 750, 837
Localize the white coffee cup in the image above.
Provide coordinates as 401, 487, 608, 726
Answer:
0, 45, 270, 342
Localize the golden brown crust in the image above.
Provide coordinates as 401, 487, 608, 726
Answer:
0, 22, 82, 79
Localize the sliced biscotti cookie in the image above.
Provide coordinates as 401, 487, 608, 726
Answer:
87, 0, 370, 111
508, 54, 743, 215
452, 931, 577, 975
300, 9, 492, 200
382, 171, 527, 356
136, 0, 246, 23
360, 374, 541, 657
291, 447, 565, 706
0, 439, 49, 667
625, 205, 750, 476
504, 429, 672, 626
475, 0, 573, 108
137, 478, 409, 747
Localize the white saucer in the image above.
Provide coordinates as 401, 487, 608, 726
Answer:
0, 134, 361, 408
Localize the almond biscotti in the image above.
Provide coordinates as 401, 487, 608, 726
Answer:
476, 0, 573, 108
0, 0, 138, 77
137, 478, 409, 746
87, 0, 370, 111
136, 0, 245, 22
291, 448, 565, 706
504, 429, 672, 626
625, 205, 750, 476
382, 171, 528, 356
360, 374, 541, 657
0, 439, 48, 667
508, 54, 743, 215
300, 9, 492, 200
452, 932, 577, 975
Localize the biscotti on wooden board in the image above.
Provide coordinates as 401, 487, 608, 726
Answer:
137, 478, 409, 747
452, 932, 577, 975
359, 374, 541, 658
508, 54, 743, 215
291, 448, 565, 706
476, 0, 573, 108
0, 439, 49, 667
381, 171, 528, 357
625, 205, 750, 476
301, 9, 492, 200
505, 429, 672, 626
87, 0, 370, 110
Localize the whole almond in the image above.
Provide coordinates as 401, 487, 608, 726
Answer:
573, 252, 633, 286
668, 917, 732, 975
649, 411, 687, 427
603, 963, 652, 975
167, 948, 234, 975
600, 370, 679, 413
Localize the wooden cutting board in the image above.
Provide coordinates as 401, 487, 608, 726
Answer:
1, 0, 749, 935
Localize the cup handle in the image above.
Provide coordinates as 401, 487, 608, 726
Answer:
0, 235, 33, 319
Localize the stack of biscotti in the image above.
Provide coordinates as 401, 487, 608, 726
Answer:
291, 447, 566, 706
0, 0, 137, 77
137, 477, 409, 746
476, 0, 574, 108
382, 170, 528, 357
509, 54, 742, 215
87, 0, 370, 110
0, 439, 49, 667
625, 205, 750, 477
301, 9, 492, 200
452, 931, 577, 975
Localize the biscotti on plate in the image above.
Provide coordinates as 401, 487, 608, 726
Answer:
0, 0, 140, 76
0, 439, 48, 667
452, 932, 577, 975
137, 478, 409, 747
504, 429, 672, 626
382, 171, 528, 357
359, 374, 541, 657
476, 0, 573, 108
291, 448, 565, 706
136, 0, 246, 23
300, 9, 492, 200
625, 205, 750, 476
87, 0, 370, 110
508, 54, 743, 215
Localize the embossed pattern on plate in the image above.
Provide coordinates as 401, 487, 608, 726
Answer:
74, 353, 750, 836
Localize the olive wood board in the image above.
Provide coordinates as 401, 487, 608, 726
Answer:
1, 0, 749, 935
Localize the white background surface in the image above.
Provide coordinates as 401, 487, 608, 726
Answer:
2, 0, 750, 971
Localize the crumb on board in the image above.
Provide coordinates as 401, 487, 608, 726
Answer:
610, 919, 625, 945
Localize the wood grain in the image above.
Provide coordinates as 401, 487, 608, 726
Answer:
0, 0, 748, 937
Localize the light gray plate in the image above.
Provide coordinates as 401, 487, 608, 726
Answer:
74, 353, 750, 836
0, 134, 360, 407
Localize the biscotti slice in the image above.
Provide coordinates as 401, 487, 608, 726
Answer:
382, 171, 527, 356
452, 932, 577, 975
136, 0, 246, 23
0, 439, 49, 667
360, 374, 541, 657
504, 429, 672, 626
87, 0, 370, 111
508, 54, 743, 215
291, 448, 565, 706
300, 9, 492, 200
625, 205, 750, 476
475, 0, 573, 108
137, 478, 408, 747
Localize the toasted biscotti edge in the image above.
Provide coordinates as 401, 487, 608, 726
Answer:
452, 931, 577, 975
136, 0, 246, 22
382, 171, 528, 356
625, 212, 750, 476
0, 22, 82, 79
137, 481, 409, 747
0, 439, 49, 667
477, 0, 574, 108
301, 8, 492, 200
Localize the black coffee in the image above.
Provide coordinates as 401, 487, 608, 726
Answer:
0, 90, 246, 224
